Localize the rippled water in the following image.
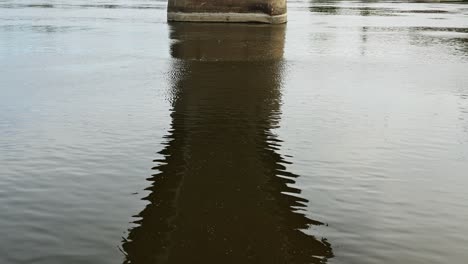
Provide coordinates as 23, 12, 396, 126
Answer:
1, 0, 468, 263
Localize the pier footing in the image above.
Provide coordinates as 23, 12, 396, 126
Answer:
167, 12, 287, 24
167, 0, 287, 24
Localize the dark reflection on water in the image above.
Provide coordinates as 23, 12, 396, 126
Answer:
121, 23, 333, 264
0, 25, 89, 33
308, 0, 459, 16
408, 28, 468, 56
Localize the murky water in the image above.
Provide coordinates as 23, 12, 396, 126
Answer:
1, 0, 468, 263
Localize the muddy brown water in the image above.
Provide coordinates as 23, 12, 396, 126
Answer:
1, 1, 468, 264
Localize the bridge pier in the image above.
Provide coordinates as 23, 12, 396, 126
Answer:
167, 0, 287, 24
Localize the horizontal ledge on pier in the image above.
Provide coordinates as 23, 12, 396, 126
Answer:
167, 12, 287, 24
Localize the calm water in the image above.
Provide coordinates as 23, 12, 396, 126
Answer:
1, 0, 468, 263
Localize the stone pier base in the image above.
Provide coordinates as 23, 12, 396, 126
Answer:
167, 0, 287, 24
167, 12, 287, 24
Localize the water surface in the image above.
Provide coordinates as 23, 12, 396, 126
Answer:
1, 0, 468, 264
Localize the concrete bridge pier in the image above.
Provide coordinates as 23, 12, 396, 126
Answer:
167, 0, 287, 24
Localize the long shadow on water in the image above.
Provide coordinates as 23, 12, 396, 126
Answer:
122, 23, 333, 264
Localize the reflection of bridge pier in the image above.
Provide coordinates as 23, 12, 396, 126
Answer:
122, 23, 332, 264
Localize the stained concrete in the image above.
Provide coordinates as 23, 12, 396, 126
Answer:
167, 0, 287, 24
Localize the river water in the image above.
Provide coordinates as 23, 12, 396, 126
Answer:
1, 0, 468, 263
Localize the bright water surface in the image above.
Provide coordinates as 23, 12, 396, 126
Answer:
1, 0, 468, 263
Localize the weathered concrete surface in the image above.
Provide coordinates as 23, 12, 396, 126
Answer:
167, 0, 287, 24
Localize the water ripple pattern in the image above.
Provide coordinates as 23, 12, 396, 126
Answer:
1, 0, 468, 264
